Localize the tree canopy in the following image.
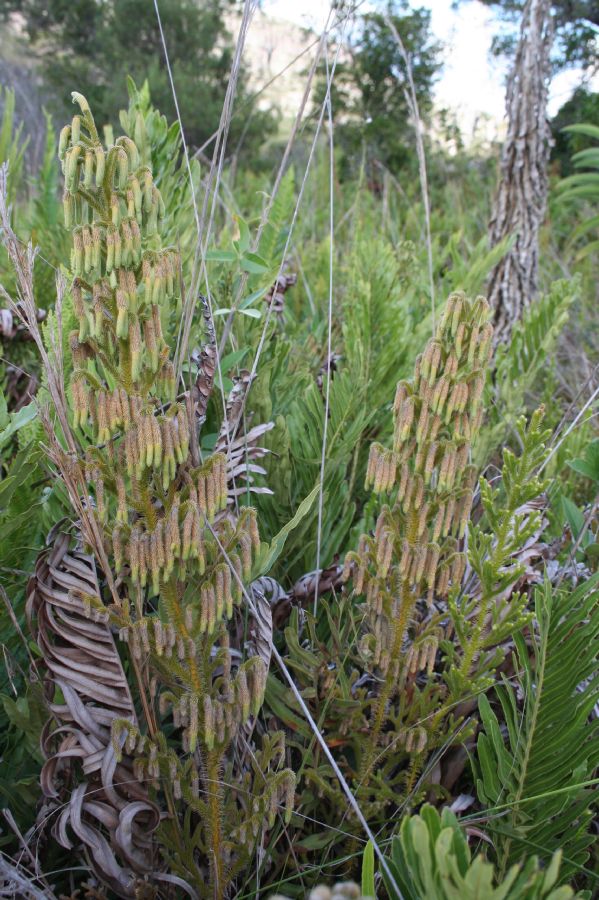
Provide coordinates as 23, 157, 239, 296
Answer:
477, 0, 599, 69
314, 0, 442, 174
0, 0, 278, 156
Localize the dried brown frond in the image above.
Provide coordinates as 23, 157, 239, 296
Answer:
27, 531, 159, 897
190, 293, 217, 421
263, 267, 297, 318
214, 370, 274, 506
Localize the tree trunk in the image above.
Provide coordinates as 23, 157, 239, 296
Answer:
487, 0, 554, 344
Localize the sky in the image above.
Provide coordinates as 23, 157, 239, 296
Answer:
261, 0, 595, 140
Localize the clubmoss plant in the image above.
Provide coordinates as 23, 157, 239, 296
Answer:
59, 93, 293, 898
265, 291, 551, 864
346, 292, 493, 780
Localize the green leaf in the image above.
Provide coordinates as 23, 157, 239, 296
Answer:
205, 249, 237, 263
575, 239, 599, 261
560, 495, 586, 541
570, 214, 599, 241
567, 459, 599, 481
563, 123, 599, 141
214, 371, 234, 393
240, 251, 270, 274
567, 440, 599, 483
296, 831, 336, 850
584, 542, 599, 564
219, 348, 249, 371
213, 306, 262, 320
362, 839, 376, 898
0, 390, 7, 429
255, 483, 320, 576
233, 215, 250, 253
200, 432, 218, 452
473, 577, 599, 880
264, 674, 312, 738
0, 402, 37, 451
0, 444, 42, 508
239, 286, 269, 308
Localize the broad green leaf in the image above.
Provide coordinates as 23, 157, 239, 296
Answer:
584, 542, 599, 564
296, 831, 336, 850
567, 459, 599, 481
566, 440, 599, 483
213, 371, 234, 393
219, 348, 249, 371
233, 215, 250, 253
560, 495, 587, 541
239, 286, 269, 308
362, 840, 376, 898
0, 402, 37, 451
200, 432, 218, 452
240, 251, 270, 274
563, 123, 599, 141
255, 483, 320, 576
205, 249, 237, 263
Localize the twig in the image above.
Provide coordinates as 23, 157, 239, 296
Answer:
314, 44, 335, 616
223, 4, 352, 443
216, 5, 334, 358
0, 854, 52, 900
153, 0, 252, 499
541, 381, 599, 473
385, 14, 435, 331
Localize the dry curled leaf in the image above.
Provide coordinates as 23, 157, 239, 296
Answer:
248, 578, 276, 671
263, 268, 297, 317
316, 352, 341, 393
27, 532, 159, 898
215, 371, 274, 505
290, 563, 344, 605
190, 295, 216, 422
0, 302, 45, 340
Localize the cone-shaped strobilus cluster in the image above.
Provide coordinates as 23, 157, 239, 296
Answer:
61, 95, 293, 889
346, 293, 493, 683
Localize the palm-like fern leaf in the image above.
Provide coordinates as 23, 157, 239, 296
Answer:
493, 279, 575, 388
478, 279, 575, 462
258, 166, 295, 264
557, 124, 599, 205
475, 574, 599, 884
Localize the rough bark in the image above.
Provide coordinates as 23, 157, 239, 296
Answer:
487, 0, 554, 344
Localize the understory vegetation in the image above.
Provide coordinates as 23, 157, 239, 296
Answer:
0, 5, 598, 897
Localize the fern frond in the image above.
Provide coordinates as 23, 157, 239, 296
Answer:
475, 575, 599, 883
478, 279, 576, 463
557, 132, 599, 202
494, 279, 576, 388
259, 166, 295, 264
442, 231, 514, 298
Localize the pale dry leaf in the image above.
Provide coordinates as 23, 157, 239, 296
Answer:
27, 532, 159, 898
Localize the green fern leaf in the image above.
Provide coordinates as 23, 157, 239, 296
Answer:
475, 575, 599, 884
